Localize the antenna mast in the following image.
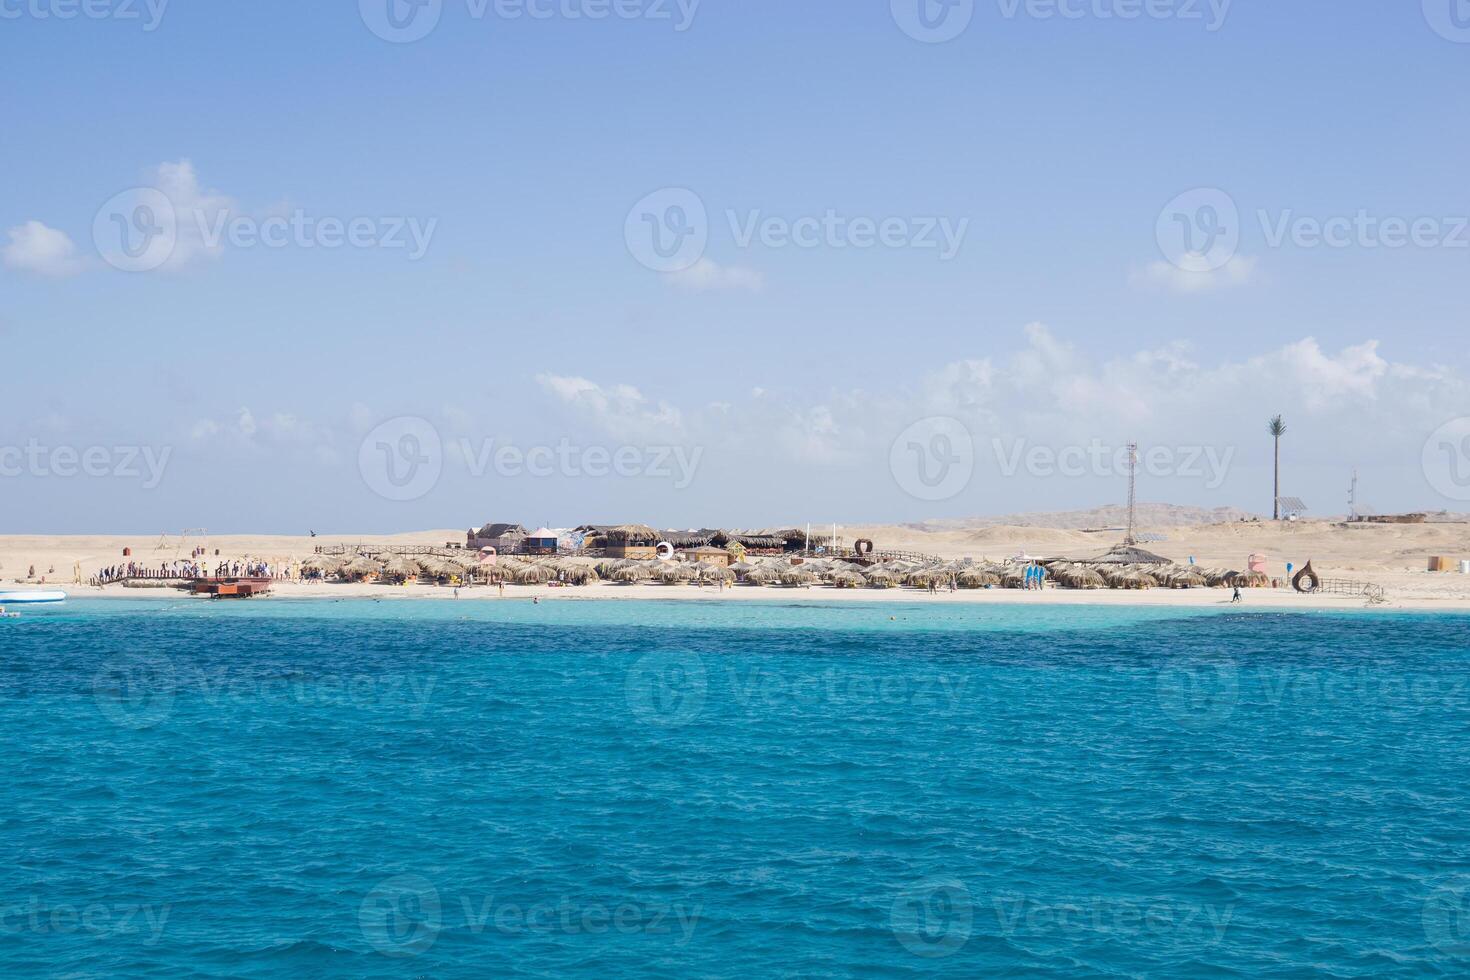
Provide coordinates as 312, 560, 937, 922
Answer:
1124, 441, 1139, 546
1348, 468, 1359, 522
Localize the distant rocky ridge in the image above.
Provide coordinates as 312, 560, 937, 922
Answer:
912, 503, 1258, 531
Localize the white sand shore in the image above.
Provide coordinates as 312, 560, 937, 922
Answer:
3, 520, 1468, 611
14, 578, 1463, 611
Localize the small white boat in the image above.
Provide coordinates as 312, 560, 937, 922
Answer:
0, 590, 67, 604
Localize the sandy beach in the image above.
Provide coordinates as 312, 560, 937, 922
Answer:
4, 519, 1469, 611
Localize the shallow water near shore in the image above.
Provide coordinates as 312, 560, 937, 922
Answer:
3, 599, 1470, 977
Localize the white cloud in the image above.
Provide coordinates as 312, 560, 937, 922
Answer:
1131, 256, 1257, 294
667, 258, 764, 292
150, 159, 235, 270
534, 374, 684, 441
530, 326, 1469, 490
3, 221, 83, 277
187, 406, 341, 452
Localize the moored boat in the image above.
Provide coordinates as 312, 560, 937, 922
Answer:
0, 590, 68, 604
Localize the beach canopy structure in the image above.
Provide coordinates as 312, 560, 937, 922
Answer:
1083, 545, 1171, 565
601, 525, 661, 545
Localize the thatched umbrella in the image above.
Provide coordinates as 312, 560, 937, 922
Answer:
830, 570, 866, 589
780, 568, 818, 587
606, 564, 644, 584
1000, 567, 1027, 589
1056, 566, 1106, 590
728, 560, 759, 581
697, 566, 736, 584
743, 568, 778, 586
1161, 567, 1208, 589
380, 555, 420, 580
510, 564, 552, 585
905, 568, 947, 589
657, 563, 694, 585
302, 554, 345, 577
558, 564, 599, 585
343, 555, 383, 578
863, 568, 899, 589
957, 568, 1000, 589
1229, 569, 1271, 588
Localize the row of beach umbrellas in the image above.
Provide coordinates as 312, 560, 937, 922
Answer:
301, 551, 1270, 592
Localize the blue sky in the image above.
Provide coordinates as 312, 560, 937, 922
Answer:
3, 0, 1469, 533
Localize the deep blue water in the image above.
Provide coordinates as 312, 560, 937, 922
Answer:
3, 598, 1470, 977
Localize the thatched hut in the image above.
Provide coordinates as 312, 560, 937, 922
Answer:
684, 546, 731, 568
601, 524, 662, 560
661, 529, 717, 549
467, 523, 527, 554
715, 531, 788, 553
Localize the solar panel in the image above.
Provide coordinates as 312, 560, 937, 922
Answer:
1276, 497, 1307, 514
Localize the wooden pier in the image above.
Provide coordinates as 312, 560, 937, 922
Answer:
189, 578, 273, 599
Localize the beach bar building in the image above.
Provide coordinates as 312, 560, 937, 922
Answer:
468, 523, 527, 553
524, 528, 559, 556
685, 546, 732, 568
596, 524, 662, 560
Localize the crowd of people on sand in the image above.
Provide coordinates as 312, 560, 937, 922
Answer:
91, 559, 291, 587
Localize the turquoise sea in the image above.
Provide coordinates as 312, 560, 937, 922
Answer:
3, 598, 1470, 977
